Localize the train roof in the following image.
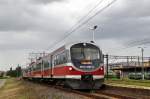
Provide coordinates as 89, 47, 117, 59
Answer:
65, 41, 99, 48
47, 41, 100, 55
28, 41, 100, 66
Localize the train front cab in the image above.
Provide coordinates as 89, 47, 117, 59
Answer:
65, 43, 104, 89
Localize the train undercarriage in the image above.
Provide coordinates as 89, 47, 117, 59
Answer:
23, 75, 104, 90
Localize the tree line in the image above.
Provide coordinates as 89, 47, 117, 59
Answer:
6, 66, 22, 77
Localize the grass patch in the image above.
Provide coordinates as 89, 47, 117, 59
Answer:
0, 78, 88, 99
105, 79, 150, 87
0, 78, 50, 99
0, 78, 66, 99
0, 77, 8, 79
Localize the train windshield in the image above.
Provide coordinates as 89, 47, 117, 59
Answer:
71, 47, 99, 60
70, 43, 103, 71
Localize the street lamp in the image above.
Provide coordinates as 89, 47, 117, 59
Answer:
89, 25, 98, 43
138, 47, 146, 80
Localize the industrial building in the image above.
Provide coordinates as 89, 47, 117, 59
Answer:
109, 61, 150, 78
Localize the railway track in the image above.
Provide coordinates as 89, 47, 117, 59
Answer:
95, 91, 136, 99
25, 80, 150, 99
47, 85, 117, 99
48, 85, 137, 99
27, 80, 136, 99
100, 85, 150, 99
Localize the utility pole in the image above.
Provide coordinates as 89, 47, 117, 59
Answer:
127, 56, 129, 66
138, 47, 145, 80
106, 54, 109, 80
138, 56, 140, 67
149, 58, 150, 67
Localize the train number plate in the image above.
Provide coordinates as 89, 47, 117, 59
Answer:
80, 65, 94, 69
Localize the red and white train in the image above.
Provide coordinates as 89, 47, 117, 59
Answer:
23, 42, 104, 89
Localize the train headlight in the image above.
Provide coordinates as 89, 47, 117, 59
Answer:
100, 67, 103, 70
69, 67, 73, 71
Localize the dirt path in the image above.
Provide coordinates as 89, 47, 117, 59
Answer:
0, 79, 6, 88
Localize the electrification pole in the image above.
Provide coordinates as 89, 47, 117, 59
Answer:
138, 47, 144, 80
89, 25, 98, 43
106, 54, 109, 80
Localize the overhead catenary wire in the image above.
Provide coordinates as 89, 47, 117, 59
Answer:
125, 37, 150, 47
45, 0, 106, 51
64, 0, 105, 33
46, 0, 104, 50
27, 0, 117, 66
46, 0, 117, 51
106, 37, 150, 55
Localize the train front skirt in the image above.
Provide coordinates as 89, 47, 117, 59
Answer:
64, 76, 104, 89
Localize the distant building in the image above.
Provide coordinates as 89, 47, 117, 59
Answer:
109, 61, 150, 78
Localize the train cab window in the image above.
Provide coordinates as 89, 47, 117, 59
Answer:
70, 43, 103, 71
100, 50, 104, 63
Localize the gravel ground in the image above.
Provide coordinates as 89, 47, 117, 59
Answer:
30, 83, 91, 99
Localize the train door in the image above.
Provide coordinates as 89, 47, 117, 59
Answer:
42, 60, 44, 78
48, 58, 51, 77
45, 56, 51, 78
28, 66, 31, 78
51, 55, 54, 77
39, 59, 43, 78
31, 65, 33, 77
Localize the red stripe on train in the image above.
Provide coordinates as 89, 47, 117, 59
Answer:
29, 65, 104, 77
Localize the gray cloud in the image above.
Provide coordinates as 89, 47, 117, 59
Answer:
0, 1, 68, 32
31, 0, 65, 4
0, 0, 150, 70
82, 0, 150, 40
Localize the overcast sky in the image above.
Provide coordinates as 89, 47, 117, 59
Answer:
0, 0, 150, 71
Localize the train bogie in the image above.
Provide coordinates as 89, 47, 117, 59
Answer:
65, 78, 104, 89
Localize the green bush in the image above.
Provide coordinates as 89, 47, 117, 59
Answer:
128, 73, 142, 80
105, 74, 120, 79
144, 73, 150, 80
